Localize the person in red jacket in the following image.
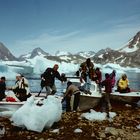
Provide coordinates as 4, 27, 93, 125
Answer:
101, 73, 112, 113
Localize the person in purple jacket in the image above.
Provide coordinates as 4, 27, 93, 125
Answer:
110, 70, 116, 89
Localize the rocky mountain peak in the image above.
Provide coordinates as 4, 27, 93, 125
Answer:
30, 47, 50, 58
0, 42, 17, 61
128, 31, 140, 49
76, 51, 95, 58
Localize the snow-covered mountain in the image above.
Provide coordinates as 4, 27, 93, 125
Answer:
93, 31, 140, 67
1, 32, 140, 80
19, 49, 94, 64
0, 42, 17, 61
119, 31, 140, 53
55, 50, 72, 56
19, 47, 50, 60
1, 31, 140, 79
76, 51, 95, 58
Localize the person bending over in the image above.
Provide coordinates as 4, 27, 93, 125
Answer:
41, 64, 62, 97
63, 81, 80, 112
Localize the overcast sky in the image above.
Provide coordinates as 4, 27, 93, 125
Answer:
0, 0, 140, 56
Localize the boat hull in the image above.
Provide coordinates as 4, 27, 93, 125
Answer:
110, 92, 140, 105
79, 95, 101, 111
0, 102, 24, 111
0, 93, 45, 111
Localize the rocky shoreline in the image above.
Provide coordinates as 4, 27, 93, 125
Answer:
0, 104, 140, 140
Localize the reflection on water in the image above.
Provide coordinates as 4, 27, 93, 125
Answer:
6, 72, 140, 93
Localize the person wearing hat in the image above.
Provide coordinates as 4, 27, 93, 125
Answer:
8, 74, 30, 101
63, 81, 80, 112
41, 64, 63, 96
117, 74, 130, 93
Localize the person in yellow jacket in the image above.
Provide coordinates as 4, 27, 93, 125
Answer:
117, 74, 130, 93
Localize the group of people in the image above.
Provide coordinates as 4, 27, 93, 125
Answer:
0, 74, 30, 101
0, 58, 131, 113
67, 58, 131, 112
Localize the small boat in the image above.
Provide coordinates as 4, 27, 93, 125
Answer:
67, 77, 140, 110
0, 101, 25, 111
0, 78, 139, 112
0, 93, 46, 111
110, 91, 140, 106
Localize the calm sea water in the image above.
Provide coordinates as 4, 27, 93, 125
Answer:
6, 72, 140, 94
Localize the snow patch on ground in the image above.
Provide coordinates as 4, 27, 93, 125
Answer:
74, 128, 83, 133
81, 109, 116, 121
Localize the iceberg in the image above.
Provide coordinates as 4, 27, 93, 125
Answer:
11, 96, 62, 132
1, 55, 140, 80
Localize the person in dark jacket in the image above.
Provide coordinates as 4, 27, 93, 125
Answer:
41, 64, 62, 96
0, 77, 6, 101
101, 73, 112, 112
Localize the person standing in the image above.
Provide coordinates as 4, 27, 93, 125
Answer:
101, 73, 112, 111
110, 70, 116, 90
41, 64, 62, 96
80, 58, 94, 92
0, 77, 6, 101
95, 67, 102, 93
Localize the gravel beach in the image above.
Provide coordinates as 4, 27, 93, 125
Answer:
0, 103, 140, 140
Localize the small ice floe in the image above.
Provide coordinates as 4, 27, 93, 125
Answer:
50, 129, 59, 133
74, 128, 83, 133
81, 109, 116, 121
136, 124, 140, 129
